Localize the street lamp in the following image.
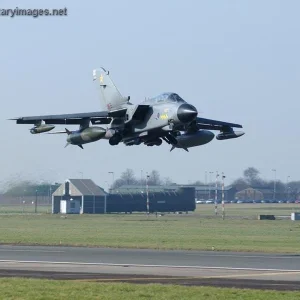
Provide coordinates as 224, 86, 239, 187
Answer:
208, 171, 214, 200
35, 189, 38, 213
108, 172, 114, 191
205, 171, 207, 200
221, 173, 226, 220
215, 172, 219, 215
146, 174, 150, 215
272, 169, 276, 201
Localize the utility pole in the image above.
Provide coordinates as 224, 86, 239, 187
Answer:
146, 174, 150, 215
209, 171, 214, 200
222, 173, 226, 220
215, 172, 219, 215
272, 169, 276, 201
286, 175, 290, 202
49, 185, 52, 205
205, 171, 207, 200
35, 189, 38, 213
108, 171, 114, 192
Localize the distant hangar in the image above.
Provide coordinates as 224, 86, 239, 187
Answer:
52, 179, 196, 214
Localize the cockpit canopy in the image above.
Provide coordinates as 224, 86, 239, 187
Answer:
150, 93, 186, 104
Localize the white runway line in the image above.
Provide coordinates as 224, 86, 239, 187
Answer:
185, 253, 299, 259
0, 249, 64, 253
0, 259, 299, 272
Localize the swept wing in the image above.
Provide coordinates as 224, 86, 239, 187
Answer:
10, 111, 111, 125
195, 117, 243, 130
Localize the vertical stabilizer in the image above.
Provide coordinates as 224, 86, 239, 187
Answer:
93, 67, 129, 111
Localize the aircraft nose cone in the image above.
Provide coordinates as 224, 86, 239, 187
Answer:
177, 104, 198, 123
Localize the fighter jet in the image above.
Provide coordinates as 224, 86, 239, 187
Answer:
10, 67, 244, 151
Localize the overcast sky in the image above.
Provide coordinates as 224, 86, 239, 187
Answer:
1, 0, 299, 189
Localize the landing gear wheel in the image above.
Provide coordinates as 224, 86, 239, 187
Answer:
155, 138, 162, 146
109, 134, 122, 146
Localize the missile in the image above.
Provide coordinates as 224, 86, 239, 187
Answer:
30, 124, 55, 134
216, 131, 245, 140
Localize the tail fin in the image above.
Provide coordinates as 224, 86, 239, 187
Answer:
93, 67, 130, 111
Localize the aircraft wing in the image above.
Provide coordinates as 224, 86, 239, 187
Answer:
190, 117, 244, 140
10, 111, 112, 125
178, 117, 244, 140
195, 117, 243, 130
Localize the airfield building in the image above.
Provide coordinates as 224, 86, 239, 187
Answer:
52, 179, 107, 214
52, 179, 196, 214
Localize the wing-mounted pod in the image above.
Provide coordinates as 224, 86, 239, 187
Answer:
216, 126, 244, 140
30, 122, 55, 134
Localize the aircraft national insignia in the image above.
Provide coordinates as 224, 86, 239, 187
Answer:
160, 113, 168, 120
99, 74, 104, 83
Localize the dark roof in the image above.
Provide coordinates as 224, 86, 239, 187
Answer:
113, 184, 234, 194
251, 187, 274, 193
69, 179, 107, 196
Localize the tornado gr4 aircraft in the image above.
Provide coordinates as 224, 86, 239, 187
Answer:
10, 67, 244, 151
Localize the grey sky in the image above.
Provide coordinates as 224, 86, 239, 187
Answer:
1, 0, 300, 188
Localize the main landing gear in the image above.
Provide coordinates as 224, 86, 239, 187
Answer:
145, 138, 163, 146
109, 133, 122, 145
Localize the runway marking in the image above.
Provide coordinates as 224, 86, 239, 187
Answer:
0, 247, 298, 259
0, 250, 64, 253
75, 277, 199, 282
185, 253, 299, 259
0, 260, 300, 273
73, 272, 300, 282
199, 271, 300, 279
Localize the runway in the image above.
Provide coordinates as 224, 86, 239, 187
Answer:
0, 245, 300, 290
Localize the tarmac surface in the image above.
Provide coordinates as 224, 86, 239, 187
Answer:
0, 245, 300, 290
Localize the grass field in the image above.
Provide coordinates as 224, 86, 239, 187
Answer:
0, 204, 51, 214
196, 203, 300, 217
1, 278, 300, 300
0, 203, 300, 252
0, 202, 299, 217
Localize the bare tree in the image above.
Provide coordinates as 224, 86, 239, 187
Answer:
243, 167, 260, 185
4, 180, 59, 197
162, 177, 174, 186
231, 178, 249, 191
148, 170, 162, 185
119, 168, 137, 185
192, 180, 204, 186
